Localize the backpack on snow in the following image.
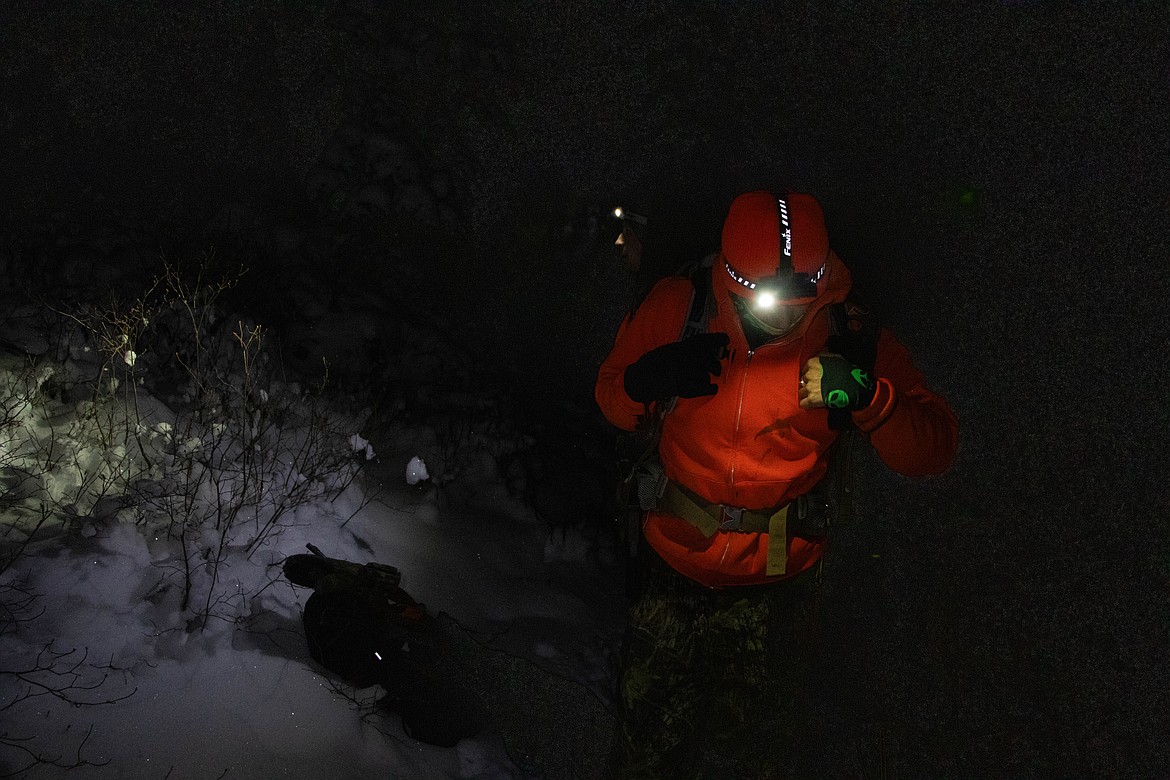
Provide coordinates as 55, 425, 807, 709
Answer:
283, 545, 481, 747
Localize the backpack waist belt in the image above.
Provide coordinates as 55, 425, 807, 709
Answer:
658, 479, 792, 577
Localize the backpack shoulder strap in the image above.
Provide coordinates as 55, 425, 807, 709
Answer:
819, 295, 881, 524
679, 253, 716, 339
825, 297, 880, 372
824, 297, 881, 431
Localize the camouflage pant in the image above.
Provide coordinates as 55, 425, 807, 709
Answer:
617, 551, 821, 779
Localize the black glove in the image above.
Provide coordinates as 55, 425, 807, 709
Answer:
819, 355, 876, 411
623, 332, 730, 403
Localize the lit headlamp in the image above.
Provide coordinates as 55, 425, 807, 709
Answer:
611, 206, 647, 226
725, 259, 824, 310
723, 192, 825, 310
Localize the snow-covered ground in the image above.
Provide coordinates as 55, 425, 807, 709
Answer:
0, 252, 624, 778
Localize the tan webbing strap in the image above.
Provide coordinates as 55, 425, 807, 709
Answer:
659, 480, 791, 576
766, 504, 788, 577
658, 480, 722, 537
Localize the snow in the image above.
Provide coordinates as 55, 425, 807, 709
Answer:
0, 262, 624, 777
405, 455, 429, 486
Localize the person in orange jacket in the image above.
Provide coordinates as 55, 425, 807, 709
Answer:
596, 190, 958, 777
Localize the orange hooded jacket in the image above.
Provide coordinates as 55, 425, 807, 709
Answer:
596, 192, 958, 587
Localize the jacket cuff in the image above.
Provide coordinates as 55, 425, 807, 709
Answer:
852, 377, 898, 433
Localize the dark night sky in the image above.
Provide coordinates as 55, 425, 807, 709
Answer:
2, 1, 1169, 773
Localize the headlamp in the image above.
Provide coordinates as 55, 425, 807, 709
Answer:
721, 192, 825, 309
725, 259, 823, 309
611, 206, 647, 226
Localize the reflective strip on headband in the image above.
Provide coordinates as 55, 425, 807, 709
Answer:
777, 195, 793, 274
725, 257, 827, 295
810, 261, 826, 285
725, 260, 758, 290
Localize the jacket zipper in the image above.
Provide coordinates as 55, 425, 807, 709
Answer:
727, 296, 833, 474
729, 348, 755, 493
720, 347, 754, 571
715, 293, 838, 572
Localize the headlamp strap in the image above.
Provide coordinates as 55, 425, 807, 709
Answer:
776, 193, 793, 277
